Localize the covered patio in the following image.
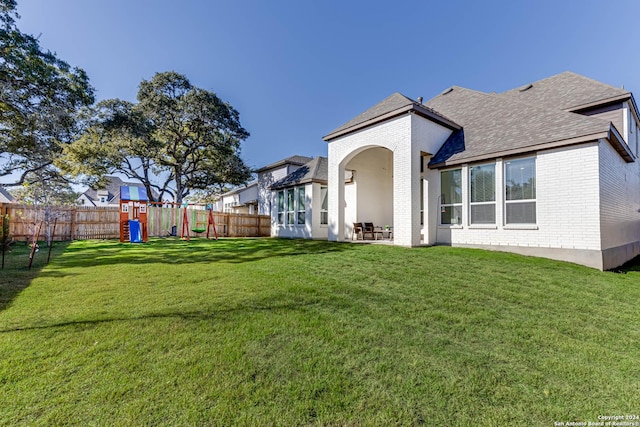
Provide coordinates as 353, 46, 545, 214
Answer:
324, 93, 459, 247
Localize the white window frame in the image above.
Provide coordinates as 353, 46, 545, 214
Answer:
320, 186, 328, 226
286, 188, 295, 225
469, 163, 496, 225
440, 168, 462, 225
504, 157, 536, 225
277, 190, 285, 224
296, 186, 306, 225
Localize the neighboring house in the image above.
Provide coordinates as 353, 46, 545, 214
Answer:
78, 176, 157, 206
220, 182, 259, 214
323, 71, 640, 270
255, 155, 313, 215
0, 187, 16, 203
270, 156, 329, 239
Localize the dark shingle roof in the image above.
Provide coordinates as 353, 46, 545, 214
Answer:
426, 86, 618, 167
323, 93, 459, 141
255, 155, 313, 173
270, 157, 328, 189
0, 186, 15, 202
326, 93, 415, 136
82, 176, 156, 204
500, 71, 630, 111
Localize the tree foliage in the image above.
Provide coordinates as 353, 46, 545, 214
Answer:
0, 0, 94, 186
61, 71, 251, 203
11, 171, 79, 205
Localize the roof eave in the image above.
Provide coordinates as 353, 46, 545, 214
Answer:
428, 131, 613, 169
255, 159, 309, 173
323, 104, 461, 142
608, 124, 635, 162
270, 178, 328, 190
567, 93, 631, 113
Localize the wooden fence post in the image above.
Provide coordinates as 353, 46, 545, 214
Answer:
70, 206, 76, 240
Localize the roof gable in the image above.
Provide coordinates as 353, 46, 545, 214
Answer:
326, 93, 414, 136
323, 93, 459, 141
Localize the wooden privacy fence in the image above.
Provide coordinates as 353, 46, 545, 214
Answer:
1, 203, 270, 241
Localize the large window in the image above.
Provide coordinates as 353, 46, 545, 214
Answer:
296, 187, 306, 224
286, 188, 295, 225
505, 157, 536, 224
469, 164, 495, 224
320, 186, 328, 225
440, 169, 462, 225
277, 191, 285, 224
277, 187, 307, 226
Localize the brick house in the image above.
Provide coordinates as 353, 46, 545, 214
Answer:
323, 71, 640, 270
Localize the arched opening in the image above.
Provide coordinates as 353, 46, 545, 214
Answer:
341, 146, 394, 240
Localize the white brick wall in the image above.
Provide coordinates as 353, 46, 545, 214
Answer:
328, 115, 413, 242
599, 138, 640, 250
270, 182, 315, 239
327, 113, 452, 245
444, 143, 602, 251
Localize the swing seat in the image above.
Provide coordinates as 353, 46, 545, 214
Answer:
192, 221, 207, 233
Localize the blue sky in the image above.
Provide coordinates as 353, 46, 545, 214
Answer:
13, 0, 640, 172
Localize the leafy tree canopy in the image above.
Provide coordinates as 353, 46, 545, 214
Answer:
0, 0, 94, 186
11, 171, 79, 205
60, 71, 252, 204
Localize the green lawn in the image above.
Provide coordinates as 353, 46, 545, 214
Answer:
1, 238, 639, 426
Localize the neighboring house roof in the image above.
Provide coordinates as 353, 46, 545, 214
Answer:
324, 92, 460, 141
270, 157, 328, 190
254, 155, 314, 173
81, 176, 157, 205
221, 182, 259, 206
425, 85, 632, 167
0, 186, 16, 203
221, 181, 258, 197
500, 71, 631, 112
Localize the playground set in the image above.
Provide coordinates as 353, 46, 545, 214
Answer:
119, 186, 217, 243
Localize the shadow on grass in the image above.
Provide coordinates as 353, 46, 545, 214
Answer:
0, 298, 327, 333
45, 237, 356, 270
0, 241, 69, 313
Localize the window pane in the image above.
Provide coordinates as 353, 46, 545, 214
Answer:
321, 186, 328, 210
441, 206, 462, 225
287, 212, 295, 224
470, 164, 495, 203
470, 204, 496, 224
297, 212, 305, 224
277, 191, 284, 210
505, 158, 535, 201
298, 187, 305, 207
441, 169, 462, 204
506, 202, 536, 224
277, 212, 284, 225
287, 189, 294, 208
320, 212, 328, 225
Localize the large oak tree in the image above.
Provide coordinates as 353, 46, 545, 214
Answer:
0, 0, 94, 187
61, 71, 252, 203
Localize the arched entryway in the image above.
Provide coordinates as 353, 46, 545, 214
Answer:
342, 146, 393, 239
